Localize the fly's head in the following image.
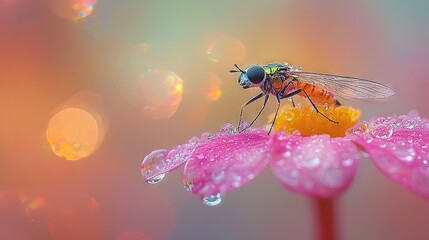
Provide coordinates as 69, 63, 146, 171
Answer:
230, 64, 266, 89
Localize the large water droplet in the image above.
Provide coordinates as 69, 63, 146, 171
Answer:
202, 193, 223, 206
394, 146, 416, 162
146, 173, 166, 184
352, 121, 370, 135
141, 149, 167, 176
372, 124, 394, 139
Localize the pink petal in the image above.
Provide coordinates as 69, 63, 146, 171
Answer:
183, 128, 270, 200
270, 132, 360, 198
352, 111, 429, 198
141, 123, 237, 183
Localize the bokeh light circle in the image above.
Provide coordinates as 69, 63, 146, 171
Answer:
49, 0, 96, 21
204, 72, 222, 101
202, 33, 246, 68
140, 69, 183, 120
46, 107, 104, 161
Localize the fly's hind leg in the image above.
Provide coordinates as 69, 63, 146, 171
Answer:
283, 89, 339, 124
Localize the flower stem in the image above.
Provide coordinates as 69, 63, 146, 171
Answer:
313, 198, 337, 240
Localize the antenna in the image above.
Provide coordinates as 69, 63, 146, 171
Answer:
229, 64, 246, 74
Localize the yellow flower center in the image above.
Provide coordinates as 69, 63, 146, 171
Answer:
271, 104, 361, 137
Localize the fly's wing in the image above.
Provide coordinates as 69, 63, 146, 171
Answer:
290, 72, 395, 100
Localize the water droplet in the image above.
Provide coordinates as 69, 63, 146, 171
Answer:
301, 154, 321, 168
220, 123, 236, 134
394, 146, 416, 162
374, 117, 386, 125
372, 124, 393, 139
401, 117, 415, 129
352, 122, 370, 135
408, 110, 420, 118
342, 159, 354, 166
292, 130, 301, 135
207, 134, 216, 140
419, 120, 429, 129
146, 173, 166, 184
141, 149, 167, 176
239, 122, 250, 132
324, 103, 329, 111
283, 111, 295, 121
202, 193, 223, 206
188, 137, 200, 146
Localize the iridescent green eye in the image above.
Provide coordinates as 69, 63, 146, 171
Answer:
246, 65, 266, 84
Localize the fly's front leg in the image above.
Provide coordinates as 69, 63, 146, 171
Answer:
268, 93, 282, 135
240, 94, 270, 133
283, 89, 339, 124
237, 92, 265, 132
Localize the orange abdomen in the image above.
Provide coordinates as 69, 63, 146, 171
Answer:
295, 82, 340, 107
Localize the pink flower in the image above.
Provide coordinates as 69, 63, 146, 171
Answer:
141, 109, 429, 206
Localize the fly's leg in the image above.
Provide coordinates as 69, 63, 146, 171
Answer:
268, 93, 282, 135
279, 80, 295, 107
283, 89, 339, 124
240, 94, 270, 133
237, 93, 265, 132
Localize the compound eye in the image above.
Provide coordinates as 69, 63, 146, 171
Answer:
246, 65, 266, 84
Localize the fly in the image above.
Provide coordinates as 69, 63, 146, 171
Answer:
229, 62, 395, 135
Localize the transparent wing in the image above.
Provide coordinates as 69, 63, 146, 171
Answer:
290, 72, 395, 100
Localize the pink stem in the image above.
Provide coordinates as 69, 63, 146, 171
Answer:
313, 198, 337, 240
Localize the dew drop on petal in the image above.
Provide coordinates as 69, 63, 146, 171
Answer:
146, 173, 166, 184
141, 149, 167, 178
374, 117, 387, 125
220, 123, 236, 135
401, 117, 415, 129
352, 121, 370, 135
372, 124, 394, 139
202, 193, 223, 206
394, 146, 416, 162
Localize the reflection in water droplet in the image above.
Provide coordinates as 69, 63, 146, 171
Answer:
146, 173, 166, 184
141, 149, 167, 178
372, 124, 393, 139
202, 193, 223, 206
352, 121, 370, 135
49, 0, 97, 21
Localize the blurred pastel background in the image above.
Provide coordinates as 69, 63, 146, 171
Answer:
1, 0, 429, 239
